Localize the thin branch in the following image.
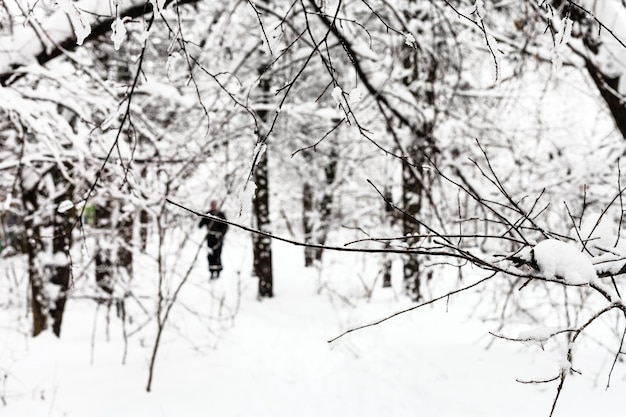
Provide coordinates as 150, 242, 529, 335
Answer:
565, 0, 626, 50
327, 272, 497, 344
166, 198, 466, 258
606, 322, 626, 390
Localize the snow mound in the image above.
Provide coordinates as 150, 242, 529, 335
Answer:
533, 239, 596, 285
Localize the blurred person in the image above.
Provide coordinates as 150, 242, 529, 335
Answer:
199, 200, 228, 280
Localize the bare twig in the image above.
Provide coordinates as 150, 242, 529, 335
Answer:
327, 272, 496, 344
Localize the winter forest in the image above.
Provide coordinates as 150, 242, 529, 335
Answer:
2, 0, 626, 415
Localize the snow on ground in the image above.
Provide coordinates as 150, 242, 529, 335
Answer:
1, 228, 625, 417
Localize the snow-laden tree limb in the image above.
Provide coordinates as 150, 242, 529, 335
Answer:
0, 0, 197, 85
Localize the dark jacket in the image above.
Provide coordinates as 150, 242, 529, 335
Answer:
199, 210, 228, 247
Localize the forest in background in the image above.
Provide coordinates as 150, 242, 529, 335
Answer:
2, 0, 626, 415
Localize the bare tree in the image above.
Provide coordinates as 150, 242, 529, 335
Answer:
3, 2, 626, 414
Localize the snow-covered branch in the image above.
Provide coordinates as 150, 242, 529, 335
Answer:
0, 0, 198, 85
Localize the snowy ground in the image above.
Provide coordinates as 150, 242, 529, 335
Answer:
1, 228, 625, 417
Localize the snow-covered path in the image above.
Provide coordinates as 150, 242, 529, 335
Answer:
1, 234, 624, 417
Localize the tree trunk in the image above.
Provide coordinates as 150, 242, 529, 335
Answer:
584, 60, 626, 140
20, 164, 76, 337
253, 72, 274, 298
302, 182, 315, 267
399, 5, 438, 300
50, 167, 75, 337
253, 149, 273, 298
549, 0, 626, 141
302, 148, 337, 266
402, 143, 424, 301
17, 155, 54, 337
22, 185, 48, 336
94, 201, 133, 297
382, 185, 394, 288
382, 258, 393, 288
95, 204, 115, 296
117, 210, 134, 279
316, 150, 336, 262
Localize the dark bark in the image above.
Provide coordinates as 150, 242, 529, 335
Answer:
95, 204, 115, 296
21, 185, 47, 336
382, 258, 393, 288
548, 0, 626, 140
139, 208, 149, 251
302, 148, 337, 266
302, 182, 315, 267
399, 12, 438, 300
117, 211, 134, 277
253, 150, 273, 298
253, 73, 274, 298
19, 162, 76, 337
382, 185, 394, 288
94, 201, 133, 297
402, 143, 424, 301
50, 167, 75, 337
584, 60, 626, 140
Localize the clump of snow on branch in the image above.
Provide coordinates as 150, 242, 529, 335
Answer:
348, 87, 362, 104
57, 0, 91, 45
533, 239, 596, 285
57, 200, 75, 213
111, 18, 127, 50
403, 33, 417, 48
331, 86, 343, 106
167, 52, 182, 79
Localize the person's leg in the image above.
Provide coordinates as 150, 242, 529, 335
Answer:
209, 268, 219, 280
212, 243, 223, 278
208, 249, 219, 279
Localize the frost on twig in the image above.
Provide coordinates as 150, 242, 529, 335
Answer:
491, 326, 573, 350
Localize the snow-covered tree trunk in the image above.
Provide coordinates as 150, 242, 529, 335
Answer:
19, 162, 76, 336
302, 181, 315, 266
401, 142, 424, 301
400, 34, 435, 301
139, 168, 150, 252
253, 152, 273, 298
20, 176, 47, 336
95, 204, 115, 296
302, 148, 337, 266
117, 213, 133, 277
382, 186, 395, 288
94, 200, 134, 298
50, 166, 75, 337
253, 74, 274, 298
